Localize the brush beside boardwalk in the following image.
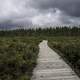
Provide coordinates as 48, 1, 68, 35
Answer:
0, 27, 80, 80
31, 40, 80, 80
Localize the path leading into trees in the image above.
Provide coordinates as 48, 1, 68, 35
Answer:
31, 40, 80, 80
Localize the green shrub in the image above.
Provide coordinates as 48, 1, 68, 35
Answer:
48, 37, 80, 76
0, 37, 41, 80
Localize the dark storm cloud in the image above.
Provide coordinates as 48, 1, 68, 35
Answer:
0, 0, 80, 27
31, 0, 80, 17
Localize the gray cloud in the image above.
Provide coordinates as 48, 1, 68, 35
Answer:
0, 0, 80, 28
31, 0, 80, 17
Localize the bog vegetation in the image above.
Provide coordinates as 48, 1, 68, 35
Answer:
0, 37, 41, 80
0, 26, 80, 80
48, 37, 80, 77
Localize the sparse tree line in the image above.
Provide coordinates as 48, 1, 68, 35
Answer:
0, 26, 80, 36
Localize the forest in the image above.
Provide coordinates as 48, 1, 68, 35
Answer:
0, 26, 80, 37
0, 26, 80, 80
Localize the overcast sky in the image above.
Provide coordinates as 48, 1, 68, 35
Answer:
0, 0, 80, 28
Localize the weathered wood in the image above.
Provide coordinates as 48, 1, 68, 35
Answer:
31, 40, 80, 80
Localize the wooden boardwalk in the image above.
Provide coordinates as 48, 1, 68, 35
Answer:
31, 40, 80, 80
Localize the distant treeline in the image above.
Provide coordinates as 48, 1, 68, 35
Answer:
0, 26, 80, 36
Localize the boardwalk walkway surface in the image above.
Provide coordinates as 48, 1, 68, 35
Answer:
31, 40, 80, 80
